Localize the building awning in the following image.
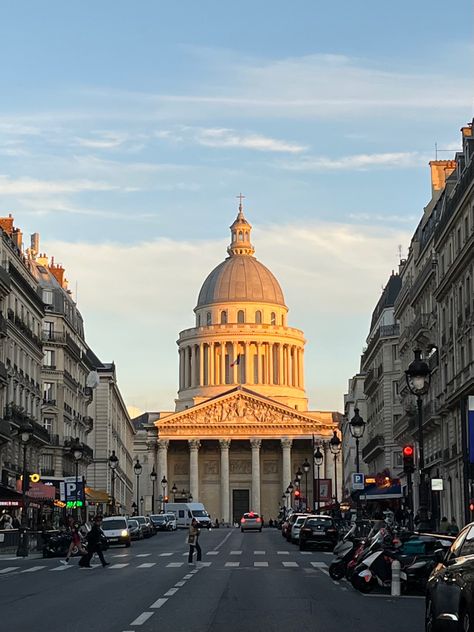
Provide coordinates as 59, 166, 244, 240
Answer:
85, 487, 110, 503
0, 484, 23, 507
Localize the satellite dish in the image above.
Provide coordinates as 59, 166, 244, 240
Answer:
86, 371, 100, 389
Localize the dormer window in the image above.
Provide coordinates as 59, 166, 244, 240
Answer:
43, 289, 53, 305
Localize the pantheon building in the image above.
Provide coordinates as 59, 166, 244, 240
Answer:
134, 204, 341, 523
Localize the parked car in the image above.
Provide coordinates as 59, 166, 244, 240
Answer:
240, 512, 262, 532
145, 516, 156, 535
425, 522, 474, 631
102, 516, 131, 547
150, 514, 172, 531
290, 514, 312, 543
134, 516, 152, 538
127, 519, 143, 541
283, 513, 307, 541
162, 512, 178, 530
299, 515, 338, 551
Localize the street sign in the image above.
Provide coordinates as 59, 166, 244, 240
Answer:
60, 480, 84, 503
351, 473, 365, 491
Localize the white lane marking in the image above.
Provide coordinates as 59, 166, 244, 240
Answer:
113, 554, 128, 558
137, 563, 156, 568
109, 563, 129, 569
130, 612, 154, 626
197, 562, 211, 567
136, 554, 151, 558
225, 562, 240, 567
183, 574, 193, 579
310, 562, 328, 568
282, 561, 298, 567
214, 530, 233, 550
51, 565, 73, 571
340, 587, 348, 591
299, 551, 312, 555
22, 566, 46, 573
159, 552, 173, 557
277, 551, 289, 555
206, 551, 219, 555
323, 552, 332, 555
164, 588, 179, 596
254, 550, 265, 555
0, 567, 19, 574
319, 569, 330, 576
230, 550, 242, 555
175, 581, 186, 587
150, 597, 168, 609
166, 562, 183, 568
190, 569, 199, 574
182, 553, 189, 556
254, 561, 268, 567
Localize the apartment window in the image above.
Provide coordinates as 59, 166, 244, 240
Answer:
41, 452, 53, 468
42, 418, 53, 433
42, 289, 53, 305
43, 382, 54, 402
465, 217, 469, 242
393, 452, 403, 468
43, 350, 55, 367
391, 344, 398, 362
457, 227, 462, 253
392, 381, 399, 399
43, 321, 54, 339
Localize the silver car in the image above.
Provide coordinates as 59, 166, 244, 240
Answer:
240, 512, 262, 532
290, 514, 312, 543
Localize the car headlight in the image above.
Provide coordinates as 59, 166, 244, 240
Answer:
121, 530, 128, 537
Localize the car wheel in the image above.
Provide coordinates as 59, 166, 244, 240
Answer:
329, 561, 345, 581
425, 597, 438, 632
351, 573, 375, 594
460, 607, 471, 632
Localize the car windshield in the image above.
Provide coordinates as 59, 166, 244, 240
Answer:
127, 520, 138, 528
295, 517, 307, 526
152, 515, 167, 522
163, 514, 175, 520
306, 518, 333, 527
135, 517, 146, 525
102, 520, 126, 530
192, 510, 208, 517
243, 513, 259, 519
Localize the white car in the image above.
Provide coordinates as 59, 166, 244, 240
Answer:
101, 516, 131, 547
290, 514, 312, 543
162, 513, 178, 530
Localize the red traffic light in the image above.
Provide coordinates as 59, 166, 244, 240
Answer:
294, 489, 301, 498
470, 500, 474, 513
403, 445, 414, 457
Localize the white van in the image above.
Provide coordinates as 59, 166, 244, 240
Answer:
165, 503, 211, 529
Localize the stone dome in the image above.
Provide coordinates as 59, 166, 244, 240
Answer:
197, 255, 286, 307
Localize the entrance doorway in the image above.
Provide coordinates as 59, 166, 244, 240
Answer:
232, 489, 249, 524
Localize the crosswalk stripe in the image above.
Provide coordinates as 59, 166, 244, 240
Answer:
22, 566, 46, 573
310, 562, 328, 568
113, 554, 128, 558
254, 550, 265, 555
159, 552, 173, 557
174, 581, 186, 587
164, 588, 179, 596
225, 562, 239, 567
283, 561, 298, 567
150, 598, 168, 609
0, 567, 19, 574
277, 551, 289, 555
198, 562, 212, 567
166, 562, 183, 568
206, 551, 219, 555
254, 562, 268, 567
109, 563, 129, 569
136, 554, 151, 558
137, 563, 156, 568
230, 551, 242, 555
50, 565, 73, 571
130, 612, 154, 626
299, 551, 312, 555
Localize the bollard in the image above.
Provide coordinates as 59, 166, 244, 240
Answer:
391, 559, 401, 597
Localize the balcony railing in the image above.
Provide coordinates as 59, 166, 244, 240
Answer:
0, 314, 8, 337
362, 324, 400, 365
41, 331, 65, 343
63, 437, 94, 461
409, 259, 436, 303
361, 434, 385, 461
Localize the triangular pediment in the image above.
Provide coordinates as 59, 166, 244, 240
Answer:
155, 387, 338, 440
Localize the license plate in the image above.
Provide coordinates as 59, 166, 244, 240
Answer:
109, 538, 119, 542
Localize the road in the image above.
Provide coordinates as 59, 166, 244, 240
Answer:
0, 527, 424, 632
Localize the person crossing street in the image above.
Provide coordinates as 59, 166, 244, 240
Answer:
79, 515, 109, 568
187, 518, 202, 565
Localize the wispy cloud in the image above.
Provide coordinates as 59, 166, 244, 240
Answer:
0, 175, 116, 195
279, 151, 428, 171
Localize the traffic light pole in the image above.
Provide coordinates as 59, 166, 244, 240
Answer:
406, 471, 414, 530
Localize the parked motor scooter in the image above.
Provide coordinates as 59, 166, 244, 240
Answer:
329, 524, 359, 580
43, 531, 73, 558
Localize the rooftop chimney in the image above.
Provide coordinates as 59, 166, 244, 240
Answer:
12, 228, 22, 251
0, 214, 14, 237
49, 258, 67, 289
429, 160, 456, 195
30, 233, 40, 257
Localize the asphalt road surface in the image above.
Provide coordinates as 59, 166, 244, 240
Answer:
0, 528, 424, 632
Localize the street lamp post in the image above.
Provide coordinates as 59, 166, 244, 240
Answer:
150, 468, 157, 514
350, 408, 366, 520
188, 493, 193, 503
161, 476, 167, 512
329, 430, 342, 504
140, 496, 144, 514
16, 420, 33, 557
302, 459, 310, 511
108, 450, 119, 515
134, 458, 142, 513
171, 483, 177, 502
405, 349, 431, 511
71, 438, 83, 519
284, 489, 290, 510
131, 501, 137, 516
287, 482, 294, 510
314, 445, 323, 513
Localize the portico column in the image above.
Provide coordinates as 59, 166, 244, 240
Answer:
219, 439, 231, 524
278, 343, 284, 385
199, 343, 204, 386
157, 439, 169, 484
245, 342, 252, 385
209, 342, 215, 386
184, 347, 190, 388
256, 343, 262, 384
189, 440, 201, 501
250, 439, 262, 513
191, 345, 196, 387
220, 343, 226, 385
281, 438, 293, 494
268, 343, 274, 385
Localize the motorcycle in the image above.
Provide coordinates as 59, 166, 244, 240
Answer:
329, 524, 360, 580
42, 531, 73, 558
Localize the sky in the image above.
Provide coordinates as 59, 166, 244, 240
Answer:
0, 1, 472, 414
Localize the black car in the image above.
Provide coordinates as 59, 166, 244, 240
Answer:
299, 515, 338, 551
150, 514, 172, 531
425, 523, 474, 631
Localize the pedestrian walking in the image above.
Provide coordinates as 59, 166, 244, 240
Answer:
448, 517, 459, 536
187, 517, 202, 565
79, 515, 109, 568
438, 516, 450, 534
61, 523, 86, 565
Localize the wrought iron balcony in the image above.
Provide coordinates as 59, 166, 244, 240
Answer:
361, 434, 385, 461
